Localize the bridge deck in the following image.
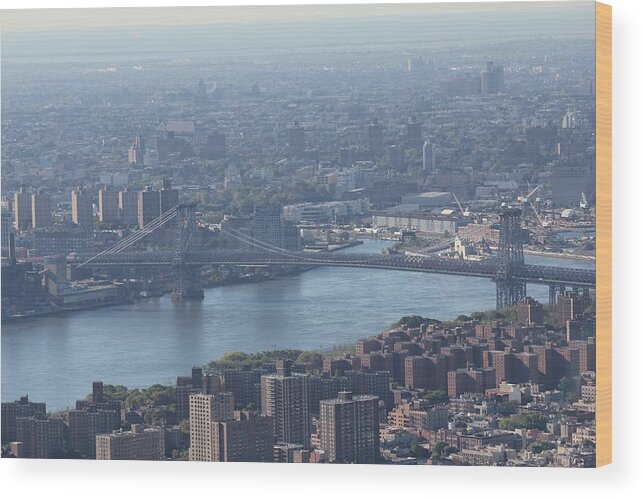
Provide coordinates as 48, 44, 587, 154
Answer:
78, 250, 596, 287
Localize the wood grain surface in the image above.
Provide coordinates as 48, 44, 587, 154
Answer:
596, 1, 612, 468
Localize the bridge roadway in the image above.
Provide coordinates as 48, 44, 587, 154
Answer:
79, 250, 596, 288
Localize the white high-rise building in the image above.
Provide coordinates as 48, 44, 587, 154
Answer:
423, 140, 435, 173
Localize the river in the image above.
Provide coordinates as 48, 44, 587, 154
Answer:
0, 239, 594, 410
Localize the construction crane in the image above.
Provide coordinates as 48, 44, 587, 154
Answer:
452, 192, 469, 217
518, 184, 549, 228
517, 184, 541, 204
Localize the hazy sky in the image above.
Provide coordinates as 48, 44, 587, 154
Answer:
0, 2, 595, 63
1, 2, 595, 32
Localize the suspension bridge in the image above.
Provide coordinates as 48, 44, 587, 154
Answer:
77, 204, 596, 308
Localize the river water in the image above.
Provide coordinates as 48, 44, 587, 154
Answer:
1, 239, 594, 410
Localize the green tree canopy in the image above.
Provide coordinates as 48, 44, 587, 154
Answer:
422, 390, 449, 406
204, 349, 308, 372
296, 351, 324, 373
498, 413, 547, 431
558, 377, 579, 403
395, 316, 441, 329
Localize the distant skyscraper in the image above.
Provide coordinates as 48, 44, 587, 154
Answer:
118, 188, 138, 226
338, 145, 355, 168
194, 78, 208, 107
13, 185, 32, 230
287, 121, 305, 156
221, 215, 253, 250
367, 119, 384, 156
481, 61, 504, 95
1, 208, 14, 249
319, 391, 380, 464
283, 221, 303, 251
386, 145, 404, 171
128, 136, 145, 165
261, 360, 310, 448
406, 117, 423, 149
423, 140, 435, 173
562, 111, 577, 129
159, 178, 179, 215
137, 186, 160, 229
253, 204, 284, 249
31, 189, 52, 229
98, 187, 120, 223
71, 187, 94, 229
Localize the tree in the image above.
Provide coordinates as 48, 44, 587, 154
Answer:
172, 449, 189, 461
123, 384, 175, 411
558, 377, 579, 403
296, 351, 323, 373
395, 315, 440, 329
409, 444, 431, 459
205, 349, 307, 372
89, 384, 128, 402
422, 390, 449, 406
432, 441, 449, 459
468, 307, 518, 325
497, 401, 520, 416
144, 406, 177, 426
498, 413, 547, 431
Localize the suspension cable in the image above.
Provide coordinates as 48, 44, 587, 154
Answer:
80, 207, 178, 266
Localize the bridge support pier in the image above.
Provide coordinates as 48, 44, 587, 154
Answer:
172, 264, 204, 301
496, 279, 527, 309
495, 207, 526, 309
172, 204, 204, 301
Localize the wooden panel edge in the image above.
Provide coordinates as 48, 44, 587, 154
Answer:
595, 0, 612, 468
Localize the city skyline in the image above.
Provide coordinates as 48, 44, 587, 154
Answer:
1, 1, 601, 467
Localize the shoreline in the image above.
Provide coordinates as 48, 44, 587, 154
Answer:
2, 240, 365, 324
1, 299, 132, 324
523, 249, 596, 262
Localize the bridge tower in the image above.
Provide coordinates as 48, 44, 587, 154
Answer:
495, 207, 527, 308
172, 203, 204, 301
